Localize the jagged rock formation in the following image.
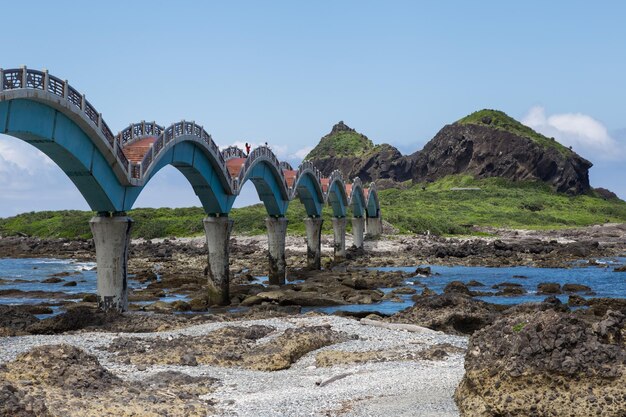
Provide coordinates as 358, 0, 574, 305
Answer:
454, 309, 625, 416
307, 111, 594, 194
410, 115, 592, 194
305, 122, 413, 184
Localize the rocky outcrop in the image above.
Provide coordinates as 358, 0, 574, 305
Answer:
387, 293, 503, 335
0, 344, 216, 416
454, 310, 626, 416
107, 324, 348, 371
307, 112, 595, 195
410, 122, 592, 194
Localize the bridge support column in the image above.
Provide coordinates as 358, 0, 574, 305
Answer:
366, 215, 383, 238
304, 217, 323, 270
352, 216, 365, 249
332, 217, 346, 260
203, 216, 234, 305
266, 217, 288, 285
90, 215, 133, 312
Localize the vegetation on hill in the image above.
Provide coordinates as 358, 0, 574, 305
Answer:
305, 122, 373, 160
457, 109, 572, 156
1, 176, 625, 239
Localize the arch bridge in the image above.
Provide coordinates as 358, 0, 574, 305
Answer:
0, 67, 383, 310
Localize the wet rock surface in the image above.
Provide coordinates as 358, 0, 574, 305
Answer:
454, 310, 626, 416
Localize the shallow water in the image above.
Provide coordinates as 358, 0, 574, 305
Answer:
308, 259, 626, 315
1, 257, 625, 316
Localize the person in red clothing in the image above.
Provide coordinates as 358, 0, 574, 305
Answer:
245, 142, 251, 156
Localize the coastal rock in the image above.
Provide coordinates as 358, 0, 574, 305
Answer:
443, 281, 472, 295
410, 119, 592, 194
454, 310, 626, 416
0, 344, 216, 416
562, 283, 592, 293
537, 282, 561, 294
108, 324, 347, 371
388, 293, 502, 335
0, 306, 39, 336
25, 306, 114, 334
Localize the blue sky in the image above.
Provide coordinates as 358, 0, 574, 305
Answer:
1, 1, 625, 216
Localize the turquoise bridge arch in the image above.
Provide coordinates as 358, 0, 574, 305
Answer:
0, 66, 383, 310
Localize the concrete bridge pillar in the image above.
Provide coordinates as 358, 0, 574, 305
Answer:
366, 215, 383, 238
331, 217, 346, 260
352, 216, 365, 249
266, 216, 288, 285
304, 217, 323, 270
89, 214, 133, 312
203, 216, 234, 305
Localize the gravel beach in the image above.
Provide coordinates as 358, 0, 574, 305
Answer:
0, 315, 467, 416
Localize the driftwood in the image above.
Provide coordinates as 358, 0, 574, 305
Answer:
316, 372, 355, 387
359, 318, 440, 334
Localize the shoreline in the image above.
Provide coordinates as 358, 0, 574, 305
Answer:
0, 315, 467, 416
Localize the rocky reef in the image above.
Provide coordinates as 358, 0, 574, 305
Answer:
454, 309, 625, 416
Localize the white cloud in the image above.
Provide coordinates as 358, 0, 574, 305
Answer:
0, 138, 55, 174
0, 135, 89, 217
522, 107, 624, 160
291, 146, 313, 160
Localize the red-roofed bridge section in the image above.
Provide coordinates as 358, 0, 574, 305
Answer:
0, 67, 383, 311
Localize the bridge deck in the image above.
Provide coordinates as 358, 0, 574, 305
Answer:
122, 137, 157, 163
226, 158, 246, 178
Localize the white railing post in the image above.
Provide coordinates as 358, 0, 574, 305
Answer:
0, 68, 4, 92
63, 80, 69, 99
141, 120, 145, 136
81, 94, 86, 111
97, 113, 102, 129
130, 124, 134, 141
21, 65, 27, 87
43, 69, 49, 92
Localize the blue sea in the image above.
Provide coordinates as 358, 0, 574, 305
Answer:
0, 257, 624, 316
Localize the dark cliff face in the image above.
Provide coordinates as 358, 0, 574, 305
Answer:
410, 123, 592, 194
307, 117, 593, 195
311, 144, 413, 184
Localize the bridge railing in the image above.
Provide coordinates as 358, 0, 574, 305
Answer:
290, 160, 323, 198
134, 120, 232, 189
279, 161, 293, 171
235, 146, 288, 193
221, 146, 247, 161
0, 67, 125, 172
117, 122, 165, 146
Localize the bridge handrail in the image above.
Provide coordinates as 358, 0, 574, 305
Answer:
279, 161, 293, 171
135, 120, 232, 191
0, 67, 128, 174
1, 67, 379, 213
236, 146, 288, 194
116, 121, 165, 146
290, 160, 323, 199
221, 146, 247, 161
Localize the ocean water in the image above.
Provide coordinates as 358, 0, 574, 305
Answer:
307, 259, 626, 315
1, 257, 625, 316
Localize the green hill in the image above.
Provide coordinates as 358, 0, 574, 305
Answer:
305, 121, 373, 160
1, 176, 625, 239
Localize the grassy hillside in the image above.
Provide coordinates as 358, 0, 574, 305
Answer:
1, 176, 625, 239
381, 176, 626, 234
457, 109, 572, 156
305, 127, 373, 159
